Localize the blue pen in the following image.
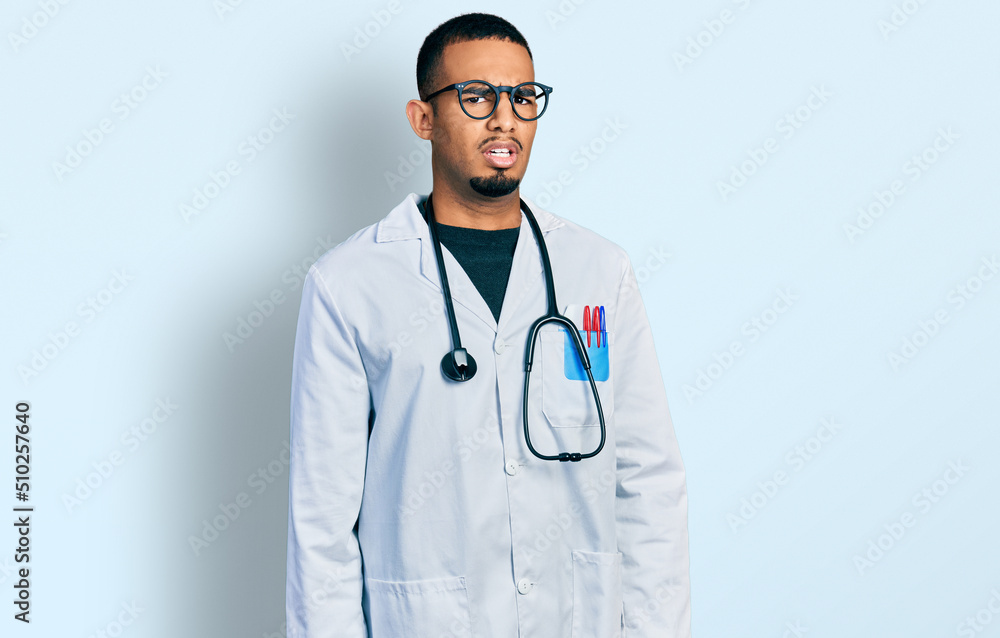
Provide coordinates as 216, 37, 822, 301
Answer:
599, 306, 606, 348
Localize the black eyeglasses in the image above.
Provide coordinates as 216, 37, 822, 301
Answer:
425, 80, 553, 121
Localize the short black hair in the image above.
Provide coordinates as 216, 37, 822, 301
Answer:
416, 13, 533, 102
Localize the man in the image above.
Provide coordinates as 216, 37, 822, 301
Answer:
286, 13, 690, 638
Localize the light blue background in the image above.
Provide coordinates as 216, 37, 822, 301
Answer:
2, 0, 998, 636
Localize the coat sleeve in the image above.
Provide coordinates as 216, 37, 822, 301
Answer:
612, 258, 691, 637
286, 264, 370, 638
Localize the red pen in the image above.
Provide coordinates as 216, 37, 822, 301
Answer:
583, 305, 591, 347
592, 306, 600, 348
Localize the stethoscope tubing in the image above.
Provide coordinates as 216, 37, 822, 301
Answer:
424, 192, 607, 462
519, 203, 606, 462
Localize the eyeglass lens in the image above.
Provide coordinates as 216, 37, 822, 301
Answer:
460, 82, 547, 120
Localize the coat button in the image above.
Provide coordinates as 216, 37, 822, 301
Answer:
517, 578, 533, 594
494, 337, 506, 354
505, 460, 519, 476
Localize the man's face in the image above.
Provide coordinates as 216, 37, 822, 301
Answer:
428, 38, 538, 200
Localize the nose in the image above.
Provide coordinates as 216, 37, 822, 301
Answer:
487, 89, 518, 130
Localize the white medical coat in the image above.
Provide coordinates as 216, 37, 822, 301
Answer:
286, 193, 690, 638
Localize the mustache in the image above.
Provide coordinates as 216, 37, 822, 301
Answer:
478, 137, 523, 151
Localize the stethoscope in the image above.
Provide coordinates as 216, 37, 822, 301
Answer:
423, 193, 606, 462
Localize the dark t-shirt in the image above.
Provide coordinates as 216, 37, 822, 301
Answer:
418, 200, 519, 323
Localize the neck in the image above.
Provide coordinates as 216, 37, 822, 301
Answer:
428, 178, 522, 230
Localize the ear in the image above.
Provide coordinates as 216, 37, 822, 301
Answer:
405, 99, 434, 141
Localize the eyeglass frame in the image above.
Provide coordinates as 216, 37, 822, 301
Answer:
424, 80, 554, 121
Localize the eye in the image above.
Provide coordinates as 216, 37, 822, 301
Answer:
463, 87, 492, 101
513, 90, 537, 105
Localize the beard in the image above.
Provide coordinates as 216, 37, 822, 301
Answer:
469, 170, 520, 198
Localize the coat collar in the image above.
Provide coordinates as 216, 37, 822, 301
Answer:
375, 192, 565, 333
375, 192, 564, 242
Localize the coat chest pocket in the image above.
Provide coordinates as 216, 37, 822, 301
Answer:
539, 326, 614, 427
366, 574, 473, 637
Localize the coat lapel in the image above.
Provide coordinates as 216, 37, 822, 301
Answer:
375, 193, 565, 334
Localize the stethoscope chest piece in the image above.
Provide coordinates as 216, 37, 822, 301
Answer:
442, 347, 477, 381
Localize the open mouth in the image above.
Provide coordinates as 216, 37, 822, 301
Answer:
483, 144, 517, 168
